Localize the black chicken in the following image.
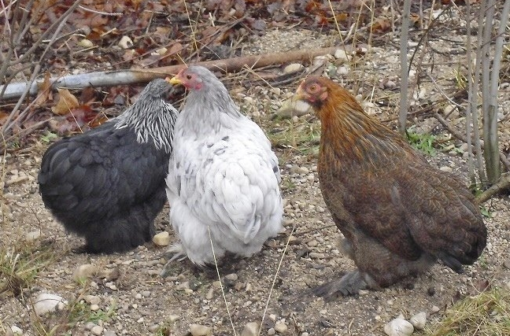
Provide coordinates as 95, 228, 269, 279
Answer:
38, 79, 179, 254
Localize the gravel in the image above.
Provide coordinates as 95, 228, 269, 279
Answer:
1, 13, 510, 335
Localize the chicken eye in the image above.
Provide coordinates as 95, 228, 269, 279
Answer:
185, 74, 193, 80
308, 84, 320, 93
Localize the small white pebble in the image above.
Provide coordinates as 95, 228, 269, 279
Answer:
118, 36, 133, 49
10, 326, 23, 335
91, 325, 104, 336
241, 322, 259, 336
152, 232, 170, 246
274, 321, 288, 333
410, 312, 427, 330
384, 318, 414, 336
189, 324, 212, 336
283, 63, 304, 74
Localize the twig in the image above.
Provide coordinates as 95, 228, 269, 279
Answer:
434, 113, 510, 170
8, 0, 83, 67
78, 5, 122, 16
476, 172, 510, 204
380, 89, 468, 122
481, 0, 500, 183
258, 225, 295, 336
485, 0, 510, 182
1, 64, 41, 135
470, 0, 489, 185
465, 0, 477, 185
0, 47, 340, 100
1, 120, 49, 153
398, 0, 412, 134
2, 3, 78, 135
407, 4, 451, 77
207, 227, 237, 336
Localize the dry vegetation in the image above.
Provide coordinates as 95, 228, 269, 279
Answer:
1, 0, 509, 335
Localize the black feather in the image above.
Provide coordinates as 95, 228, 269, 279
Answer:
38, 79, 178, 254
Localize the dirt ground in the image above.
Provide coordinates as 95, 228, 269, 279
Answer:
1, 20, 510, 336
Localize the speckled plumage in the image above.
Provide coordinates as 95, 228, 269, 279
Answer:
165, 66, 283, 266
295, 76, 487, 299
38, 79, 179, 254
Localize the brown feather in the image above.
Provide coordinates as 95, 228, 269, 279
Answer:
296, 76, 487, 298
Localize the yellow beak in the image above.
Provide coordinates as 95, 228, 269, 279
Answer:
291, 82, 306, 102
166, 76, 182, 85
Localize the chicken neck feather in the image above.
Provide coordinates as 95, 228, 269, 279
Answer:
317, 85, 420, 172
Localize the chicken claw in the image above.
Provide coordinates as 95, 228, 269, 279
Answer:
313, 271, 369, 300
160, 243, 188, 277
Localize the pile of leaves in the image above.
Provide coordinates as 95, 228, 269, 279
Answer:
0, 0, 476, 144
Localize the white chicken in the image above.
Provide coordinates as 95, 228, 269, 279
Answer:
163, 65, 283, 268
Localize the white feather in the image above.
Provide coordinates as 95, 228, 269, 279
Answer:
165, 66, 283, 266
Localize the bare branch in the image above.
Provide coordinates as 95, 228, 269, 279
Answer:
0, 47, 340, 100
398, 0, 412, 135
464, 0, 477, 185
434, 113, 510, 171
476, 172, 510, 204
481, 0, 500, 183
471, 0, 488, 185
11, 0, 83, 66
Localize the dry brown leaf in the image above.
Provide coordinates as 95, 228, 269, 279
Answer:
51, 89, 80, 115
0, 111, 9, 126
371, 18, 391, 34
33, 72, 53, 108
410, 13, 422, 28
168, 43, 183, 55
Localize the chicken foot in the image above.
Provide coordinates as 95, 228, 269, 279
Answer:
160, 243, 188, 277
313, 270, 371, 300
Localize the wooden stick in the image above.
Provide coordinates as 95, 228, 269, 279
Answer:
476, 172, 510, 204
0, 47, 338, 101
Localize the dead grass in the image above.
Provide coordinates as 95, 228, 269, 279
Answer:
28, 289, 116, 336
427, 287, 510, 336
267, 118, 320, 156
0, 238, 57, 299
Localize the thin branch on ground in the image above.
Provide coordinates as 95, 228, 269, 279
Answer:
0, 47, 340, 101
434, 113, 510, 171
0, 0, 83, 139
476, 172, 510, 204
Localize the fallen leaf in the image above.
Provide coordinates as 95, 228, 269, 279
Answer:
410, 13, 422, 28
0, 111, 9, 126
80, 87, 97, 105
33, 72, 53, 108
88, 114, 109, 128
168, 42, 183, 55
371, 17, 391, 33
51, 89, 80, 115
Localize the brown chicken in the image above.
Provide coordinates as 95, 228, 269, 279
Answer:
293, 76, 487, 300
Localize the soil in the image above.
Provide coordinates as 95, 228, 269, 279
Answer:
1, 16, 510, 336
